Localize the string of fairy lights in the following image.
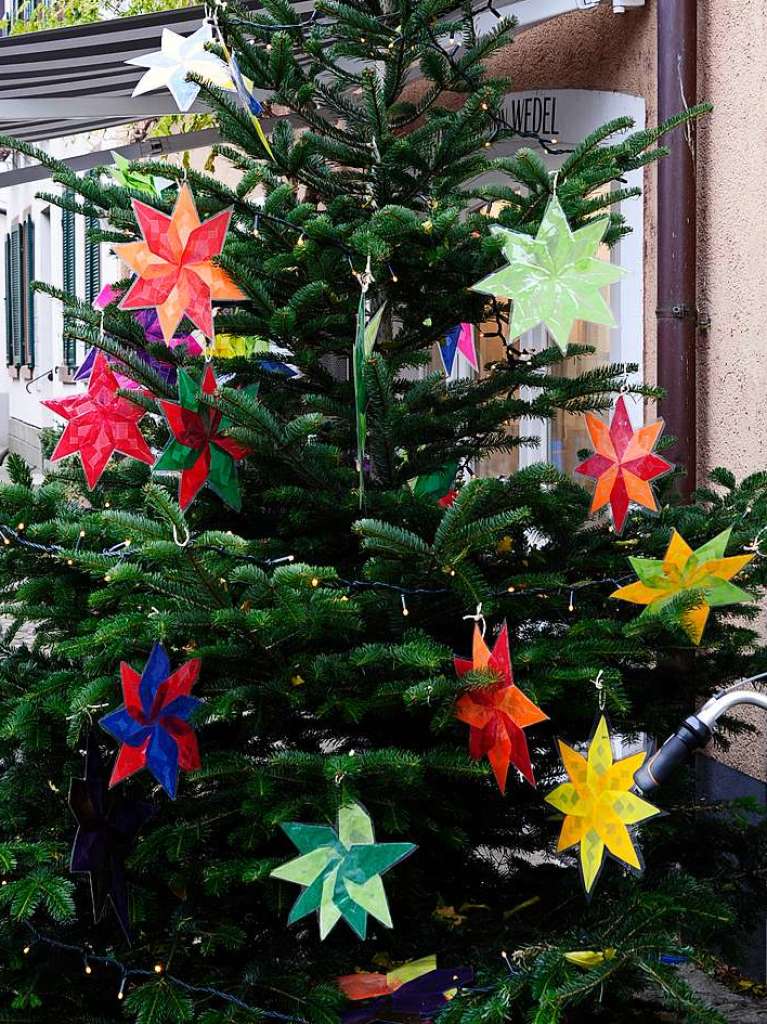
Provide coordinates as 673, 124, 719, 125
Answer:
0, 518, 634, 616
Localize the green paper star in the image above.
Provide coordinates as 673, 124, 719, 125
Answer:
270, 801, 416, 940
471, 194, 627, 353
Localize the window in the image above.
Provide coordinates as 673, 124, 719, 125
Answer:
4, 216, 35, 368
62, 196, 77, 368
84, 214, 101, 306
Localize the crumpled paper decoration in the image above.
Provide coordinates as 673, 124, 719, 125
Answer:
610, 527, 754, 645
439, 323, 478, 376
226, 51, 275, 161
69, 736, 153, 940
411, 462, 459, 506
115, 183, 245, 343
270, 800, 416, 940
575, 396, 672, 533
564, 949, 616, 970
471, 194, 626, 354
43, 351, 154, 488
109, 152, 174, 197
127, 22, 232, 113
155, 364, 251, 511
338, 955, 474, 1024
545, 715, 660, 895
454, 622, 547, 792
100, 643, 202, 800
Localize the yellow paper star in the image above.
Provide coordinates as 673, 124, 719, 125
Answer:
545, 716, 660, 895
610, 528, 754, 645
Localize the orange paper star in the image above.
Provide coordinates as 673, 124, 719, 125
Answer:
611, 528, 754, 645
575, 396, 672, 533
454, 623, 547, 792
115, 184, 245, 343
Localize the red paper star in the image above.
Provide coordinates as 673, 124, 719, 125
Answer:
575, 396, 672, 534
115, 184, 245, 343
43, 351, 154, 488
454, 623, 547, 792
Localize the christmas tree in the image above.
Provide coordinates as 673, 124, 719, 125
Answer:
1, 2, 767, 1021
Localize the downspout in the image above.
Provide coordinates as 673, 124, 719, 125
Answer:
656, 0, 698, 498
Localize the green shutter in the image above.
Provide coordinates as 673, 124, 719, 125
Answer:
23, 215, 35, 367
62, 198, 77, 367
10, 225, 22, 367
4, 233, 12, 365
84, 214, 101, 306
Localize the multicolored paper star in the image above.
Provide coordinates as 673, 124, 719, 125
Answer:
575, 396, 673, 533
43, 351, 154, 488
270, 801, 416, 940
545, 715, 660, 895
454, 622, 547, 792
69, 737, 154, 940
154, 365, 251, 510
439, 323, 478, 376
471, 194, 626, 354
115, 183, 245, 343
611, 528, 755, 645
100, 643, 202, 800
338, 955, 474, 1024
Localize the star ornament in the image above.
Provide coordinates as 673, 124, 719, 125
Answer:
545, 716, 661, 895
454, 622, 548, 792
115, 183, 245, 344
42, 351, 154, 488
439, 323, 478, 376
611, 528, 755, 645
471, 194, 626, 354
338, 955, 474, 1024
155, 365, 251, 510
270, 801, 416, 940
100, 643, 202, 800
575, 396, 673, 533
69, 737, 153, 940
127, 23, 232, 113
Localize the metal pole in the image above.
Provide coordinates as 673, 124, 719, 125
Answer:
656, 0, 698, 497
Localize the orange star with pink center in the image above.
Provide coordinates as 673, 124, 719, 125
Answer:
115, 184, 245, 343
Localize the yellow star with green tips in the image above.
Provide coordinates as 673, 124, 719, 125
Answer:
611, 528, 754, 645
471, 194, 627, 353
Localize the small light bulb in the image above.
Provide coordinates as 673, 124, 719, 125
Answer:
154, 963, 164, 975
3, 537, 10, 545
484, 140, 491, 148
359, 35, 366, 42
341, 595, 349, 602
23, 945, 30, 955
16, 522, 24, 531
79, 530, 86, 538
311, 577, 320, 588
266, 42, 272, 51
480, 101, 488, 111
67, 559, 73, 566
124, 538, 131, 546
507, 585, 515, 593
401, 595, 409, 617
85, 963, 92, 975
104, 575, 111, 582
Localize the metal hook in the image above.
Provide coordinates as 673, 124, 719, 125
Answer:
593, 669, 606, 712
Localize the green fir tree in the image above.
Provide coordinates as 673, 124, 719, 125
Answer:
0, 2, 765, 1022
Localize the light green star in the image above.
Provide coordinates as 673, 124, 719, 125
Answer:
471, 194, 627, 353
270, 801, 416, 940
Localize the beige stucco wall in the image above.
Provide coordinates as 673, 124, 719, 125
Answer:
491, 3, 767, 783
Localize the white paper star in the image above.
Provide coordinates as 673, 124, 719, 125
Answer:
126, 22, 233, 113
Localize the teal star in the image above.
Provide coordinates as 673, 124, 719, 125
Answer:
270, 801, 416, 939
471, 194, 627, 353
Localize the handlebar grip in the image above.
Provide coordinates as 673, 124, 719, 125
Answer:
633, 716, 711, 795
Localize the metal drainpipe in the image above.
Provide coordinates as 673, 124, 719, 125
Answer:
656, 0, 698, 498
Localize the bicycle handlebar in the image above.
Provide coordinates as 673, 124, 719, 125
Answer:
633, 715, 711, 795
